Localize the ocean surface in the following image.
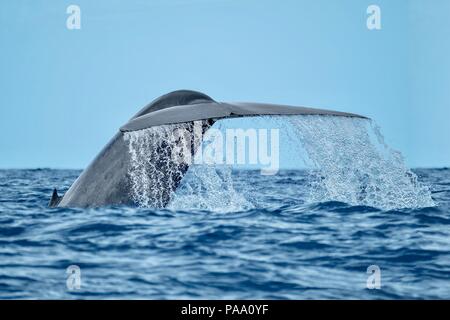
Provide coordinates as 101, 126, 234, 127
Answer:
0, 168, 449, 299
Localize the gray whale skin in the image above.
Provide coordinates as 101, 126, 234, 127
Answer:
49, 90, 367, 208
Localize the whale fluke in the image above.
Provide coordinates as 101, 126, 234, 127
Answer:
51, 90, 367, 208
121, 99, 366, 132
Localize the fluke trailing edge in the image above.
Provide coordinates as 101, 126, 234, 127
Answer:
49, 90, 367, 208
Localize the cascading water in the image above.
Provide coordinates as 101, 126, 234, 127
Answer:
124, 124, 184, 208
124, 120, 254, 211
167, 164, 254, 212
123, 121, 212, 208
124, 115, 434, 211
287, 115, 435, 209
167, 120, 255, 211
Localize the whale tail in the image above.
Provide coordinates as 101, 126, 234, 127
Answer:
52, 90, 368, 208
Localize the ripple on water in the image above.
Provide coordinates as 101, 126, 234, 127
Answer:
0, 168, 449, 299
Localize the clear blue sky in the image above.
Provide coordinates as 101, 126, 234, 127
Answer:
0, 0, 449, 168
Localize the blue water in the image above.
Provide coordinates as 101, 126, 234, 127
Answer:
0, 168, 449, 299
